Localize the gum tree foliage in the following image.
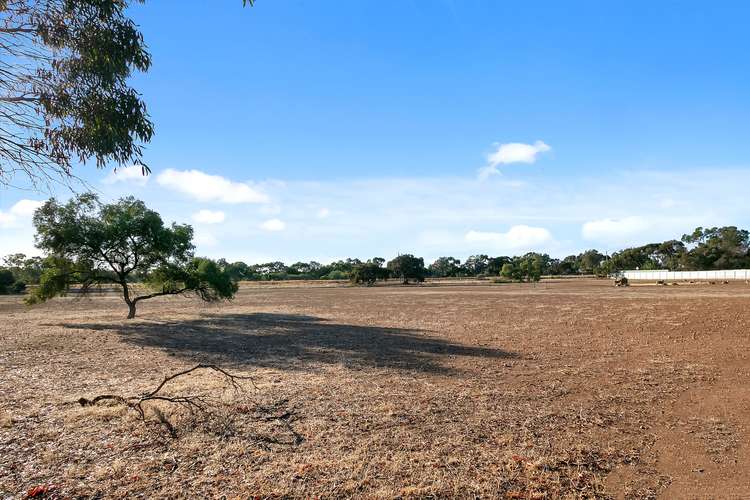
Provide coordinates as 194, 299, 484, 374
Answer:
548, 255, 580, 275
462, 254, 490, 276
351, 258, 389, 286
0, 268, 16, 293
29, 193, 237, 318
681, 226, 750, 270
429, 256, 462, 278
0, 0, 254, 187
0, 267, 26, 293
501, 255, 542, 283
577, 249, 606, 274
0, 0, 154, 186
387, 254, 426, 285
487, 256, 511, 276
500, 263, 520, 282
2, 252, 43, 283
217, 259, 252, 282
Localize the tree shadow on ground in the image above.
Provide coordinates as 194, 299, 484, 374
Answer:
57, 313, 516, 374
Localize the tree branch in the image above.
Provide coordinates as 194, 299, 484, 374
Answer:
132, 287, 190, 304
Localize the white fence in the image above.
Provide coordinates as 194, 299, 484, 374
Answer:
621, 269, 750, 281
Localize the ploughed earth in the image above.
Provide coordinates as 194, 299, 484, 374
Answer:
1, 279, 749, 498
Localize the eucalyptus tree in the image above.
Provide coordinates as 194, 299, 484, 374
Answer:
0, 0, 254, 186
29, 193, 237, 318
387, 254, 426, 285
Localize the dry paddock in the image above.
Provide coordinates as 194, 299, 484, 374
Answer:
1, 280, 749, 498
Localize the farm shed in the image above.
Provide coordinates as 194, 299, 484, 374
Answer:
621, 269, 750, 281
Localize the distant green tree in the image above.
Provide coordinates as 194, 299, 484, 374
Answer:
598, 258, 615, 277
518, 252, 550, 276
463, 254, 490, 276
351, 260, 388, 286
369, 257, 386, 267
525, 255, 542, 282
252, 261, 288, 280
320, 258, 363, 280
502, 256, 541, 282
681, 226, 750, 270
609, 243, 661, 271
221, 261, 251, 282
560, 255, 580, 275
0, 269, 15, 294
323, 270, 348, 280
578, 249, 606, 274
487, 256, 511, 276
500, 263, 516, 281
655, 240, 686, 270
28, 194, 237, 318
2, 253, 43, 284
429, 256, 462, 277
387, 254, 426, 284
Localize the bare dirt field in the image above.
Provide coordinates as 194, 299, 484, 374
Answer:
1, 280, 749, 498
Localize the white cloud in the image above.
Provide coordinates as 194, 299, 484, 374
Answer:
0, 212, 15, 228
479, 140, 551, 179
465, 225, 554, 250
316, 207, 330, 219
192, 209, 226, 224
0, 199, 44, 228
103, 165, 150, 185
157, 169, 270, 204
10, 199, 43, 217
582, 217, 650, 243
580, 214, 710, 248
2, 167, 748, 263
260, 218, 286, 232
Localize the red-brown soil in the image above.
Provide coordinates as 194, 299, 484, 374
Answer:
1, 280, 748, 498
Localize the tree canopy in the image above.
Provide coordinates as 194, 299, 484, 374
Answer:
0, 0, 155, 186
351, 258, 389, 286
0, 1, 256, 187
387, 254, 426, 285
28, 193, 236, 318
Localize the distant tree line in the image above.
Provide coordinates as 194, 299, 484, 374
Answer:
2, 225, 749, 294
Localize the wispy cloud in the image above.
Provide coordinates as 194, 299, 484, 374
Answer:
582, 217, 649, 243
157, 169, 269, 204
5, 167, 749, 263
580, 214, 710, 248
479, 140, 551, 179
465, 225, 554, 251
0, 199, 43, 228
103, 165, 150, 185
192, 209, 226, 224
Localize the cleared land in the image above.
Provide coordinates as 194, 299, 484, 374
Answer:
1, 280, 749, 498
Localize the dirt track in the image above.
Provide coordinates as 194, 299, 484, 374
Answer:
1, 280, 749, 498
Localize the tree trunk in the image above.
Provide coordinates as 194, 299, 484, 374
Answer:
120, 279, 136, 319
127, 301, 137, 319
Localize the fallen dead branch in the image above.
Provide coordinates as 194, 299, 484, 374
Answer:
77, 364, 289, 440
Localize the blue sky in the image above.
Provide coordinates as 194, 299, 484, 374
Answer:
2, 1, 749, 263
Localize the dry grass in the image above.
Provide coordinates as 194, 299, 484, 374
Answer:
1, 280, 749, 498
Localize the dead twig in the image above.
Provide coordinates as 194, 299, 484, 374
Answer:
77, 364, 256, 437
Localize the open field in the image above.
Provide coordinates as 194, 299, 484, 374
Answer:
2, 280, 749, 498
